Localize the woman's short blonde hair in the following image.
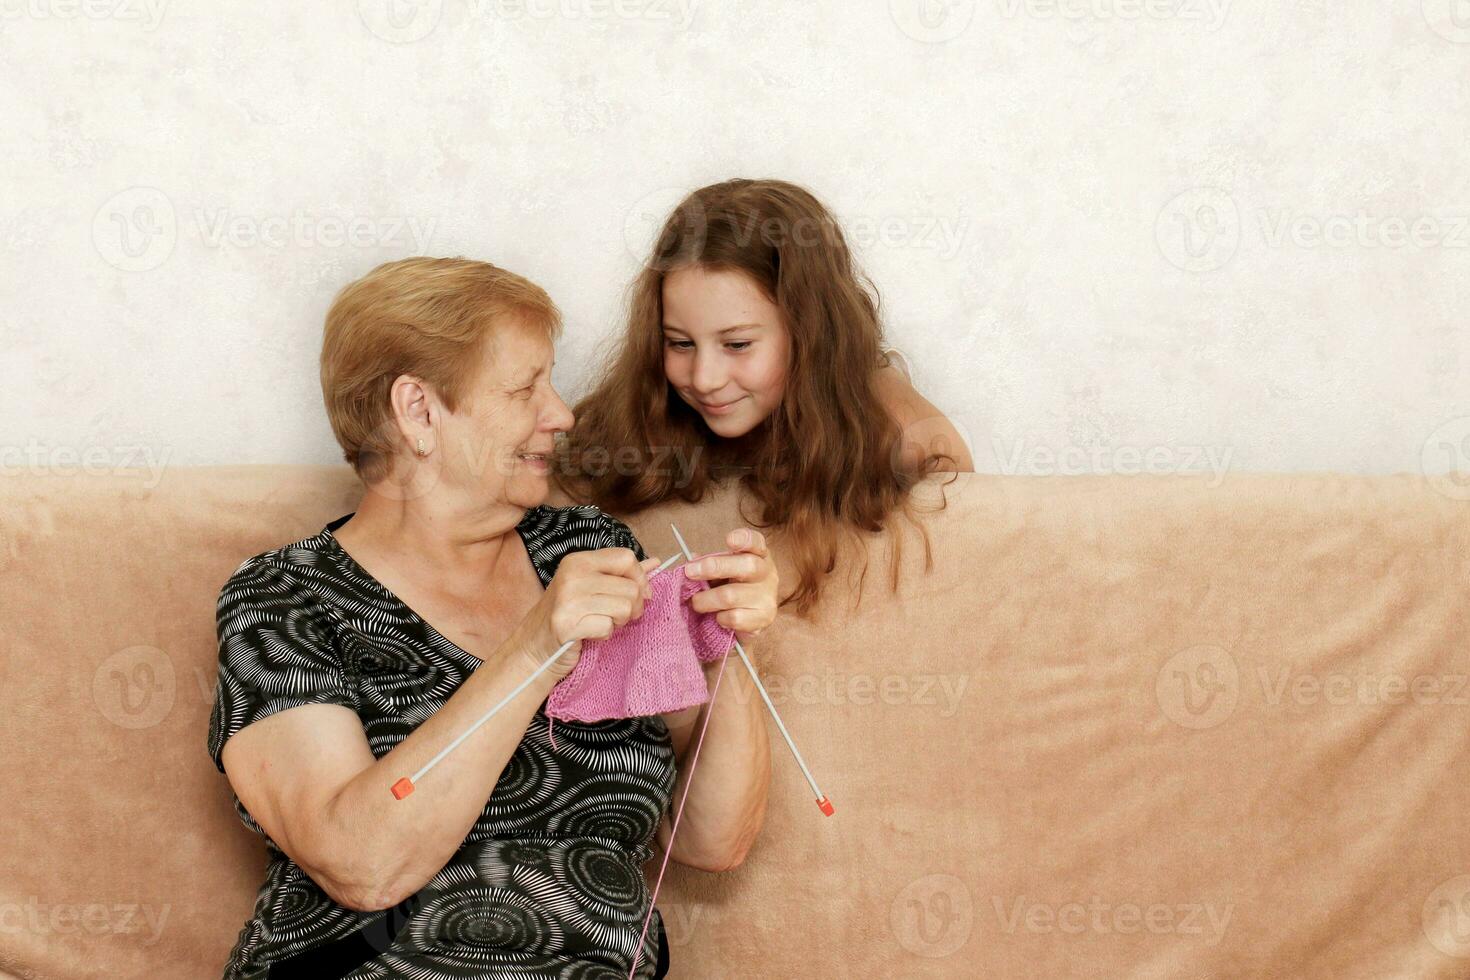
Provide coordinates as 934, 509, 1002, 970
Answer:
321, 256, 563, 483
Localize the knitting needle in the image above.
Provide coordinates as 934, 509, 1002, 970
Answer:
669, 523, 835, 817
648, 552, 685, 577
391, 551, 688, 799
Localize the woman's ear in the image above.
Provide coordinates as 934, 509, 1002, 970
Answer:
389, 374, 433, 439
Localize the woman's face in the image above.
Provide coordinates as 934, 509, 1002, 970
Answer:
661, 265, 790, 439
439, 317, 574, 512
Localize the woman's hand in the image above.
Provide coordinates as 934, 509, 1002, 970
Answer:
684, 528, 779, 643
512, 548, 663, 677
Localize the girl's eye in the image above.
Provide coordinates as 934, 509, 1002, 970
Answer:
663, 339, 751, 351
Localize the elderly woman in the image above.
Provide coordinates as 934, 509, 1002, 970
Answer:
206, 257, 776, 979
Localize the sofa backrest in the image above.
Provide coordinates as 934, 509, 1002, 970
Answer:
2, 466, 1467, 978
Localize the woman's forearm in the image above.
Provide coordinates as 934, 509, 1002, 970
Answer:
663, 652, 772, 871
324, 640, 559, 911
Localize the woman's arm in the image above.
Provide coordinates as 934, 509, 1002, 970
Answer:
874, 364, 976, 473
222, 634, 567, 911
220, 548, 656, 913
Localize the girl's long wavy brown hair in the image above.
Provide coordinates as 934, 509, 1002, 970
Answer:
555, 178, 958, 617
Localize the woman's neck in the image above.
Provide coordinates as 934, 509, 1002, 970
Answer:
337, 488, 529, 594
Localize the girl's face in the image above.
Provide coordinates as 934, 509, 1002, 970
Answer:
661, 265, 791, 439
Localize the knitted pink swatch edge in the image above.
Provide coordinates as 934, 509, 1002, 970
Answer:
543, 552, 737, 726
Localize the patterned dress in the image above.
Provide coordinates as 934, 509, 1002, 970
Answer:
206, 504, 674, 979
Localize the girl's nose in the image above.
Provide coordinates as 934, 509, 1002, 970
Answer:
691, 350, 725, 395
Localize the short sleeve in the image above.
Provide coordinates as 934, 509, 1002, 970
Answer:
206, 558, 357, 774
880, 344, 913, 381
601, 512, 649, 563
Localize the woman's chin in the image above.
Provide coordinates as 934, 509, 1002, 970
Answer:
507, 473, 551, 508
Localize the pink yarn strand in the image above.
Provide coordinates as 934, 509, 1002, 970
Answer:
628, 644, 732, 978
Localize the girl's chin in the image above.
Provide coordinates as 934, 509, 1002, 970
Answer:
682, 396, 771, 439
702, 413, 756, 438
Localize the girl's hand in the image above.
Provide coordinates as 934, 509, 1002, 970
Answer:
684, 528, 778, 642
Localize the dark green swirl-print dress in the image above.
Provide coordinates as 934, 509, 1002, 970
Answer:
206, 504, 674, 979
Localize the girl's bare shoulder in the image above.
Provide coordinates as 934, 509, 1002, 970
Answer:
872, 363, 975, 473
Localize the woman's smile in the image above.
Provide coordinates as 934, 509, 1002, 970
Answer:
517, 450, 553, 472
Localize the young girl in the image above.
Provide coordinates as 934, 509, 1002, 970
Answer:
554, 178, 973, 616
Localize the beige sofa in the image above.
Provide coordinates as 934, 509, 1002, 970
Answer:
3, 465, 1469, 978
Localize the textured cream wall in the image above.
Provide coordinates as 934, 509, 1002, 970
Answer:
3, 1, 1468, 490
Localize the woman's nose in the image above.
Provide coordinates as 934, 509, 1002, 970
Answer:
545, 389, 575, 430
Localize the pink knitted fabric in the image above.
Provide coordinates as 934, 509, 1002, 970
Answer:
544, 551, 736, 743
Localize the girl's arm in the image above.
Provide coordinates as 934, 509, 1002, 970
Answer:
655, 660, 770, 872
874, 363, 976, 473
653, 529, 777, 872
